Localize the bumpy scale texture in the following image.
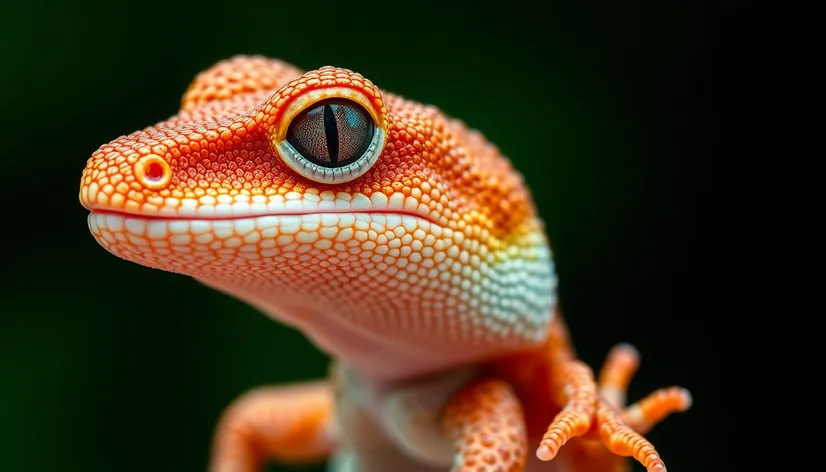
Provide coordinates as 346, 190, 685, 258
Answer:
80, 56, 690, 472
442, 379, 528, 471
79, 56, 558, 370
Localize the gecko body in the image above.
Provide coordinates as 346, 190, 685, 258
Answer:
79, 56, 690, 472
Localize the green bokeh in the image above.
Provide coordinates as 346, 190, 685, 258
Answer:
0, 1, 762, 471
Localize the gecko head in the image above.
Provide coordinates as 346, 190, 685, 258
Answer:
79, 58, 555, 349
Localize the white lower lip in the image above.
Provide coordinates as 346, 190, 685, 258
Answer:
82, 190, 441, 224
88, 211, 448, 246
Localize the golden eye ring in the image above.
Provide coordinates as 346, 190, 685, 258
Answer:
272, 85, 387, 184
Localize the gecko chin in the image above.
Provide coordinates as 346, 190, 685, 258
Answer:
86, 207, 558, 353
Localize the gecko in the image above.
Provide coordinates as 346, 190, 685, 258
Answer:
78, 56, 691, 472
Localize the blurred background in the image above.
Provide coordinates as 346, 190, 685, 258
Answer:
1, 1, 768, 471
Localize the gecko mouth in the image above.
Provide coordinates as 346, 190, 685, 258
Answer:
86, 208, 445, 255
87, 208, 440, 226
80, 190, 443, 227
82, 193, 451, 270
89, 209, 439, 225
86, 208, 445, 253
85, 208, 452, 273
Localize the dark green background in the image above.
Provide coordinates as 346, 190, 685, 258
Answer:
1, 1, 768, 471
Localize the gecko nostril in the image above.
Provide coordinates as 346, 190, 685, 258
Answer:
146, 162, 164, 180
134, 154, 172, 190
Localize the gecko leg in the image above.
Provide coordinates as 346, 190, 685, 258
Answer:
442, 378, 528, 472
209, 380, 336, 472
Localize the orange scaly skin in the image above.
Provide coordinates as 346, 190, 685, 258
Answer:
79, 56, 691, 472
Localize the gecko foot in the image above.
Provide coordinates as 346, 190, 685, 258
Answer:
595, 344, 692, 471
536, 343, 691, 472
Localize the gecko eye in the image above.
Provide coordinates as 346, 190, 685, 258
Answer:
277, 98, 385, 184
287, 99, 374, 168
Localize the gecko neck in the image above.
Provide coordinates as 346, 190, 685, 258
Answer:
195, 276, 538, 385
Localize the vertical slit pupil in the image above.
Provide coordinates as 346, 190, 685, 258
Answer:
323, 104, 340, 164
285, 98, 375, 169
